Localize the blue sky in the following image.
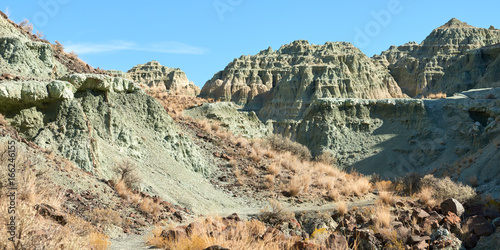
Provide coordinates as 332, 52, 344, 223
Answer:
2, 0, 499, 87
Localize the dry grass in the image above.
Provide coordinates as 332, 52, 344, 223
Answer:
337, 201, 348, 215
246, 166, 257, 177
264, 174, 275, 189
374, 206, 392, 229
268, 162, 281, 176
378, 191, 396, 206
265, 134, 312, 160
259, 199, 295, 226
147, 216, 298, 250
84, 208, 122, 227
423, 92, 447, 99
341, 176, 372, 197
416, 186, 436, 206
328, 188, 341, 201
0, 141, 96, 249
419, 175, 476, 203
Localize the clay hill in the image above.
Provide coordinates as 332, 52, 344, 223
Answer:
377, 18, 500, 97
2, 11, 500, 250
127, 60, 200, 96
200, 41, 405, 119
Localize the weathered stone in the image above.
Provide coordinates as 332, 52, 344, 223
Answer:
160, 227, 187, 242
468, 215, 494, 237
34, 204, 67, 226
292, 241, 327, 250
378, 18, 500, 96
325, 234, 348, 249
441, 199, 464, 217
127, 60, 200, 96
201, 40, 405, 119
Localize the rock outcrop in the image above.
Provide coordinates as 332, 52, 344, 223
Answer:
127, 60, 200, 96
378, 18, 500, 96
201, 40, 405, 119
0, 13, 67, 79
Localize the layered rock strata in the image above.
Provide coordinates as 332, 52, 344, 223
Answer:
378, 18, 500, 96
201, 40, 405, 119
127, 60, 200, 96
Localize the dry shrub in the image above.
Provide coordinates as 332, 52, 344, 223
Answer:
315, 151, 336, 165
417, 186, 436, 206
314, 162, 341, 177
264, 174, 275, 189
250, 148, 262, 162
19, 19, 33, 33
342, 176, 371, 197
263, 148, 276, 159
375, 180, 393, 192
287, 175, 311, 197
328, 188, 341, 201
139, 197, 162, 217
336, 201, 348, 215
113, 159, 141, 190
234, 168, 244, 185
268, 162, 281, 176
374, 206, 392, 229
378, 191, 396, 206
419, 175, 476, 203
84, 208, 122, 227
89, 232, 111, 250
259, 199, 295, 226
148, 217, 296, 250
0, 141, 92, 249
265, 134, 312, 160
246, 166, 257, 177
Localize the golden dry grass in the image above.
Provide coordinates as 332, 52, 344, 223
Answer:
378, 191, 396, 206
147, 216, 299, 250
374, 206, 392, 229
0, 141, 99, 249
337, 201, 348, 215
423, 92, 447, 99
417, 186, 436, 206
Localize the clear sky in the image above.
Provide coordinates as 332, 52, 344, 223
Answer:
2, 0, 499, 87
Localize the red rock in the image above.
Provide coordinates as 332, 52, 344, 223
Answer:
443, 211, 461, 226
213, 152, 221, 157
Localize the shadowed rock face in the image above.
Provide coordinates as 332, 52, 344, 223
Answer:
127, 60, 200, 96
378, 18, 500, 97
201, 40, 405, 119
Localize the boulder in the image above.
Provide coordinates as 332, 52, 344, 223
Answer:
440, 199, 464, 217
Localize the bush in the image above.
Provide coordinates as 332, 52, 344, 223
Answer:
265, 134, 312, 160
259, 199, 295, 226
419, 175, 476, 203
113, 160, 141, 190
